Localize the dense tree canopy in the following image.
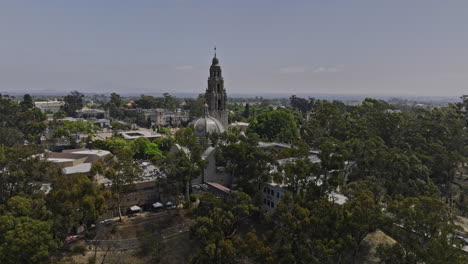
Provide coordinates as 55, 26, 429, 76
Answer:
0, 94, 46, 143
47, 173, 107, 236
0, 196, 58, 264
249, 109, 300, 143
0, 91, 466, 263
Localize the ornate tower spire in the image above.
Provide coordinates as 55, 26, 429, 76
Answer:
205, 50, 228, 128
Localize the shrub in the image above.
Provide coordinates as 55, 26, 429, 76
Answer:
72, 243, 87, 255
189, 194, 197, 203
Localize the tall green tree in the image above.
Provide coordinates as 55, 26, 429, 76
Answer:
249, 109, 300, 143
62, 90, 84, 116
47, 173, 107, 236
101, 155, 141, 221
50, 120, 97, 148
20, 94, 34, 109
173, 128, 205, 202
218, 133, 274, 196
0, 146, 56, 204
190, 192, 270, 264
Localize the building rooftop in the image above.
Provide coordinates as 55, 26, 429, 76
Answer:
230, 121, 249, 127
47, 158, 76, 163
328, 191, 348, 205
45, 148, 111, 175
202, 146, 216, 160
119, 130, 164, 140
258, 142, 291, 149
72, 149, 110, 157
206, 182, 232, 194
63, 163, 92, 175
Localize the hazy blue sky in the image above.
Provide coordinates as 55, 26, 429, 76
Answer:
0, 0, 467, 96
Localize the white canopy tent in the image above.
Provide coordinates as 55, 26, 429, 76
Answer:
129, 205, 142, 212
152, 202, 163, 209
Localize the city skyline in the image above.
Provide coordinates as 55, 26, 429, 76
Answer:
0, 0, 467, 96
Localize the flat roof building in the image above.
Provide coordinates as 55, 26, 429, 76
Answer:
45, 148, 111, 175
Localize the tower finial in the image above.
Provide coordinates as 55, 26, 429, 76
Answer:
214, 46, 216, 57
203, 103, 209, 116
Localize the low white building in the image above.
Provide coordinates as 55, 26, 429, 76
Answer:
35, 100, 64, 113
261, 180, 349, 214
230, 121, 249, 130
145, 108, 189, 127
261, 182, 285, 213
260, 152, 352, 213
76, 108, 107, 118
118, 130, 164, 140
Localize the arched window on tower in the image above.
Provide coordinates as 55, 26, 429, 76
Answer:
217, 83, 221, 93
218, 99, 222, 110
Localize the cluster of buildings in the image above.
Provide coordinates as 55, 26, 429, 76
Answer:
43, 148, 165, 217
144, 108, 190, 127
35, 97, 189, 131
169, 53, 352, 213
38, 53, 352, 220
45, 148, 111, 175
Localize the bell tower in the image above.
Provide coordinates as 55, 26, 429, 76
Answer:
205, 48, 228, 128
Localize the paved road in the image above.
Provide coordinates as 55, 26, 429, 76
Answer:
86, 222, 190, 250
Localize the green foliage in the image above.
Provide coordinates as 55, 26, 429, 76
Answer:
134, 93, 180, 110
104, 93, 124, 119
101, 154, 141, 221
0, 94, 46, 143
0, 196, 58, 264
267, 191, 387, 263
109, 92, 124, 107
53, 110, 67, 119
47, 173, 107, 236
290, 95, 316, 113
280, 156, 320, 194
184, 94, 205, 118
20, 94, 34, 109
190, 193, 197, 203
62, 90, 84, 116
376, 243, 414, 264
158, 127, 171, 136
110, 121, 130, 131
0, 145, 57, 204
170, 128, 205, 201
0, 127, 24, 147
93, 136, 164, 163
302, 100, 346, 143
98, 136, 134, 158
50, 120, 98, 148
386, 196, 466, 264
71, 243, 87, 255
228, 101, 276, 123
189, 192, 272, 264
249, 109, 299, 143
130, 137, 162, 160
137, 232, 166, 262
6, 195, 33, 217
216, 133, 274, 196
